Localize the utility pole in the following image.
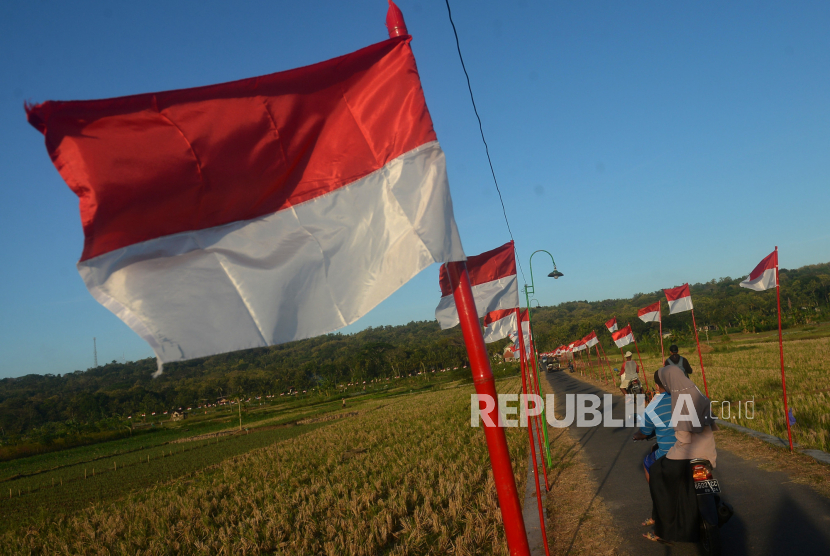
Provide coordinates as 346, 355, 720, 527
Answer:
238, 398, 242, 431
93, 337, 98, 367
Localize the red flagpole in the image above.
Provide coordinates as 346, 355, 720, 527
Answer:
448, 262, 530, 554
633, 336, 650, 393
594, 343, 608, 384
585, 344, 594, 380
521, 314, 549, 488
598, 342, 615, 387
619, 347, 626, 387
658, 300, 665, 362
526, 329, 552, 474
690, 309, 710, 397
775, 247, 794, 452
516, 310, 552, 553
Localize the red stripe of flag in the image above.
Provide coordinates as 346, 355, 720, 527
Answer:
27, 37, 433, 262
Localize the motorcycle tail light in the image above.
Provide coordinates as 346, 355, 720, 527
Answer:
692, 463, 713, 481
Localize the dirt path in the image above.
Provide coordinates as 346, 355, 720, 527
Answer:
545, 370, 830, 555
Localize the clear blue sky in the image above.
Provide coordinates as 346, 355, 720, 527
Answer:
1, 1, 828, 378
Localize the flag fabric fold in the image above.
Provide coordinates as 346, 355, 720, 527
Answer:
27, 36, 465, 369
740, 251, 777, 291
605, 318, 618, 333
612, 325, 635, 348
637, 301, 662, 323
482, 308, 517, 344
583, 331, 599, 348
435, 241, 519, 329
664, 284, 693, 314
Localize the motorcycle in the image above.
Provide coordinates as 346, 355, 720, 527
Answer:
692, 458, 733, 555
637, 440, 733, 555
613, 368, 643, 394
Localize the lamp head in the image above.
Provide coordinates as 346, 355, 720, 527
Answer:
548, 269, 564, 279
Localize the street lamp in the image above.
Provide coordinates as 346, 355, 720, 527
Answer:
524, 250, 562, 468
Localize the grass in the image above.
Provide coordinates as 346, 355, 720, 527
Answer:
569, 325, 830, 453
0, 377, 528, 555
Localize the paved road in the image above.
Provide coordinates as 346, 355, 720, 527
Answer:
544, 370, 830, 555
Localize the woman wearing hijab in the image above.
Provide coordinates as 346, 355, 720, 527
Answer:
644, 365, 718, 543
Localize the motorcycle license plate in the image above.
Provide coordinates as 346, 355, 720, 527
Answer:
694, 479, 721, 494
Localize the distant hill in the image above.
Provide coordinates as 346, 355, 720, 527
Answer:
1, 260, 828, 442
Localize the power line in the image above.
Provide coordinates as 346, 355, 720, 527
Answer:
443, 0, 527, 284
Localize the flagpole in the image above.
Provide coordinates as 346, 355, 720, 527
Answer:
517, 309, 551, 500
619, 347, 626, 387
633, 336, 650, 393
775, 247, 794, 452
585, 344, 594, 381
594, 343, 608, 384
658, 300, 665, 362
448, 262, 530, 554
690, 309, 710, 397
598, 342, 615, 387
516, 320, 552, 556
527, 328, 553, 468
521, 312, 550, 488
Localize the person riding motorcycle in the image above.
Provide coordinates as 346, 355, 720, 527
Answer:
619, 351, 639, 395
643, 365, 719, 543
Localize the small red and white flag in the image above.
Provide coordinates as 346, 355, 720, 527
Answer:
27, 34, 464, 372
584, 331, 599, 348
436, 241, 519, 329
611, 325, 635, 348
740, 250, 777, 291
482, 308, 517, 344
572, 339, 587, 352
664, 284, 694, 314
637, 301, 661, 323
605, 318, 618, 333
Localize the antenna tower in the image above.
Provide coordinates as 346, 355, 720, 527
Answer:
93, 337, 98, 367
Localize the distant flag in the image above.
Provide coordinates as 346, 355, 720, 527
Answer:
436, 241, 519, 330
26, 32, 464, 373
740, 250, 777, 291
637, 301, 661, 323
605, 318, 618, 333
664, 284, 694, 314
482, 308, 517, 344
611, 325, 635, 348
741, 247, 793, 451
584, 331, 599, 348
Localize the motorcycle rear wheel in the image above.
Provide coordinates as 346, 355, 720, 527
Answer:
699, 519, 721, 555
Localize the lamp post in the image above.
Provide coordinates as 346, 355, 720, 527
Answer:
525, 250, 563, 468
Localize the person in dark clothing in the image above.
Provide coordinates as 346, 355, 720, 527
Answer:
664, 345, 693, 377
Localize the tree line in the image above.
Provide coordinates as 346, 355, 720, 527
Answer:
1, 260, 828, 445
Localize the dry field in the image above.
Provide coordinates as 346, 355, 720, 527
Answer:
1, 379, 527, 556
574, 334, 830, 453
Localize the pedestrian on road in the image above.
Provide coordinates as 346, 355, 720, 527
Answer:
644, 365, 719, 543
619, 351, 639, 395
664, 344, 693, 377
632, 370, 676, 483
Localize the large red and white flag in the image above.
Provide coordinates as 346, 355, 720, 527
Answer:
27, 35, 464, 371
637, 301, 661, 323
740, 250, 777, 291
605, 318, 618, 333
584, 331, 599, 348
664, 284, 693, 314
482, 308, 517, 344
611, 325, 634, 348
436, 241, 518, 329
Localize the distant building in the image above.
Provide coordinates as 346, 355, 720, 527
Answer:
171, 411, 186, 421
